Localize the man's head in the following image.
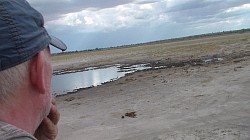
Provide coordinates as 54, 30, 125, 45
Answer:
0, 0, 67, 101
0, 0, 66, 71
0, 0, 67, 134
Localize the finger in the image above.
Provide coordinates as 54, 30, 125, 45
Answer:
41, 117, 58, 139
48, 104, 60, 125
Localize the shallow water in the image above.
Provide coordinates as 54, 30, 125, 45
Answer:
52, 57, 224, 96
52, 64, 151, 96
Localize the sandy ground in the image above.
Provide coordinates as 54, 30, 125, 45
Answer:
53, 32, 250, 139
55, 56, 250, 140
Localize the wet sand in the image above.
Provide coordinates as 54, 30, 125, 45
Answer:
54, 31, 250, 140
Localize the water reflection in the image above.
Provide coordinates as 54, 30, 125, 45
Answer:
52, 64, 151, 96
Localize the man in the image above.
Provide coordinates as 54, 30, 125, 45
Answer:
0, 0, 67, 139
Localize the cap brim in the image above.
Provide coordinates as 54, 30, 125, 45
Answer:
50, 36, 67, 51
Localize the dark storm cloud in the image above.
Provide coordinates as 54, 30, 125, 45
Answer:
28, 0, 134, 21
165, 0, 250, 24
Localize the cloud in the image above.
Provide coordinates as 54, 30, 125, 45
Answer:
27, 0, 134, 21
27, 0, 250, 51
44, 0, 250, 33
164, 0, 250, 23
46, 1, 170, 33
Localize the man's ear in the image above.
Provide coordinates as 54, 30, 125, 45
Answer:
30, 51, 46, 94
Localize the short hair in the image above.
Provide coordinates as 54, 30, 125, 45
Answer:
0, 60, 30, 103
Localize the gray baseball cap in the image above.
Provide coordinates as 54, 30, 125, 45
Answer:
0, 0, 67, 71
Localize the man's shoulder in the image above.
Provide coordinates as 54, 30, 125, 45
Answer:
0, 121, 36, 140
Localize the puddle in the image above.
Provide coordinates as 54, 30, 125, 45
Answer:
52, 57, 225, 96
52, 64, 151, 96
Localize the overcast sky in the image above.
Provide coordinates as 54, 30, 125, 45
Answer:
27, 0, 250, 52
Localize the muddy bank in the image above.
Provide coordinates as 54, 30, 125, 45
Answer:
54, 51, 250, 96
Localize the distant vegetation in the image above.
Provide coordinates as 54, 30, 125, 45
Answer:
52, 28, 250, 56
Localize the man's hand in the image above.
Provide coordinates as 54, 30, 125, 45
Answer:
34, 98, 60, 140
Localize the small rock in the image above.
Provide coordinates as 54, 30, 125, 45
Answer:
125, 112, 137, 118
65, 97, 75, 102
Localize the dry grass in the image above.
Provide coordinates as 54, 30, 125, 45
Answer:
52, 31, 250, 70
